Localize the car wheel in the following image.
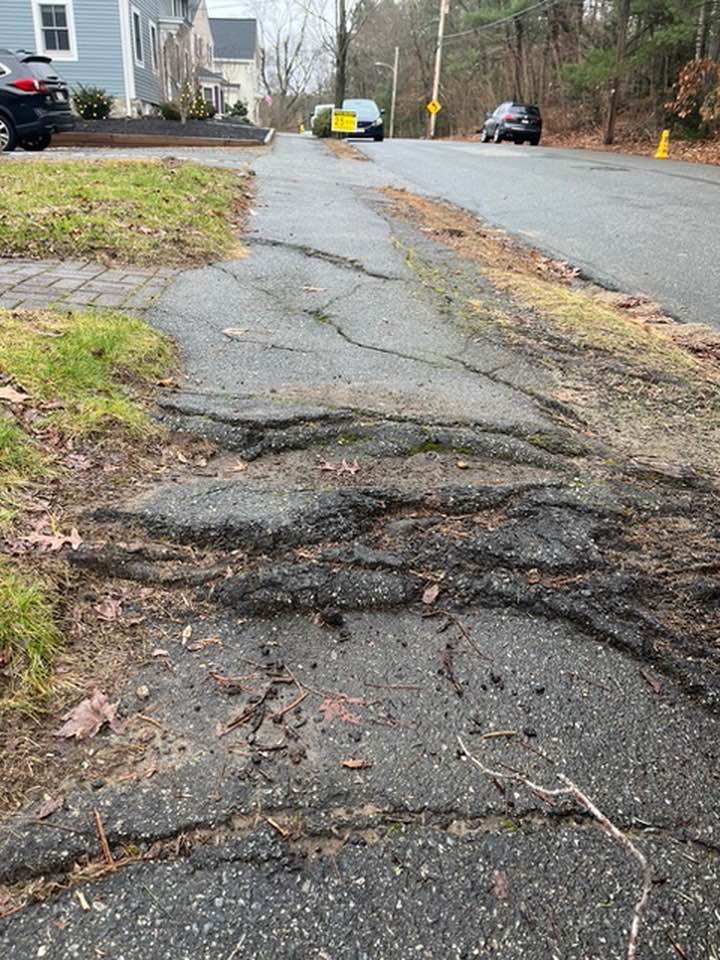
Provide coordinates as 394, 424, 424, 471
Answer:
373, 134, 384, 142
0, 114, 17, 152
529, 137, 540, 146
20, 132, 52, 152
492, 125, 502, 143
479, 127, 489, 143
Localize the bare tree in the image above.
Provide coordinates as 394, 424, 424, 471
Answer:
258, 1, 319, 125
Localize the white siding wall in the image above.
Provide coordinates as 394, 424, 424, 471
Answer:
215, 59, 257, 122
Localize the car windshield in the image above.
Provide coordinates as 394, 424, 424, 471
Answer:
513, 105, 539, 116
342, 99, 380, 122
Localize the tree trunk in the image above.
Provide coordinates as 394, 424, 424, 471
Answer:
696, 0, 710, 60
709, 0, 720, 59
513, 17, 524, 101
604, 0, 631, 145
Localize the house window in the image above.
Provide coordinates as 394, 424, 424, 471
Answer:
172, 0, 189, 19
32, 1, 77, 60
131, 6, 143, 66
149, 21, 159, 72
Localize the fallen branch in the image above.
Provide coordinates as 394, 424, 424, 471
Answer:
457, 736, 652, 960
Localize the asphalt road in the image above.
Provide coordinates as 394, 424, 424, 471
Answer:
359, 138, 720, 328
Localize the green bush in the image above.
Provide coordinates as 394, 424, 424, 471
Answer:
229, 99, 249, 121
160, 101, 181, 121
73, 85, 113, 120
312, 107, 332, 138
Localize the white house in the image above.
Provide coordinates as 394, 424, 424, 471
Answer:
209, 18, 258, 123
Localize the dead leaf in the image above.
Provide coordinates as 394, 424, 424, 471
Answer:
340, 758, 372, 769
492, 869, 510, 900
0, 385, 28, 404
302, 286, 327, 293
151, 648, 170, 658
318, 696, 363, 725
34, 795, 64, 820
94, 598, 121, 621
55, 690, 125, 740
422, 582, 440, 605
181, 625, 193, 645
231, 460, 248, 473
456, 460, 470, 469
640, 669, 663, 695
222, 327, 248, 339
24, 521, 83, 553
176, 451, 189, 464
339, 458, 360, 476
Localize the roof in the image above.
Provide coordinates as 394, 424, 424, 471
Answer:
197, 65, 228, 84
209, 18, 257, 61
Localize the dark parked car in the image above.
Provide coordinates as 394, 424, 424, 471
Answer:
341, 98, 384, 142
0, 49, 74, 152
479, 102, 542, 145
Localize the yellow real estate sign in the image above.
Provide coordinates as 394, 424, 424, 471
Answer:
331, 109, 358, 134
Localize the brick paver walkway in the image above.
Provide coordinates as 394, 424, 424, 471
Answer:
0, 259, 178, 312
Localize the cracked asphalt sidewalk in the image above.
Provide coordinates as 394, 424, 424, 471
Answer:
1, 136, 719, 960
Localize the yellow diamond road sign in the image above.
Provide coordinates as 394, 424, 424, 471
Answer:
426, 99, 441, 115
331, 109, 357, 134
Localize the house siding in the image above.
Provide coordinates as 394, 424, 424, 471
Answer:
0, 0, 126, 100
128, 0, 162, 105
215, 59, 257, 122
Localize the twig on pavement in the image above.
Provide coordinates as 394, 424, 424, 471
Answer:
457, 735, 652, 960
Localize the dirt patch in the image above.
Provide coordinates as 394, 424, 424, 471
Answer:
324, 139, 370, 162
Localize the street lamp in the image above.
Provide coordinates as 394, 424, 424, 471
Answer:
374, 46, 399, 139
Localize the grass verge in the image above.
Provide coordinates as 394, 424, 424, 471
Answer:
0, 307, 174, 710
384, 187, 720, 476
0, 309, 174, 437
0, 564, 60, 710
0, 159, 248, 265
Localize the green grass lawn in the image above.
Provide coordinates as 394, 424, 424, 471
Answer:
0, 159, 247, 265
0, 307, 174, 710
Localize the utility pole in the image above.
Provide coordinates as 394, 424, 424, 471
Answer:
374, 46, 399, 138
604, 0, 630, 145
429, 0, 449, 138
390, 45, 399, 138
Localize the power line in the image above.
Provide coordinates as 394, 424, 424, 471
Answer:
443, 0, 563, 43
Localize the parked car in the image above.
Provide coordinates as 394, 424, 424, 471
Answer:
0, 49, 74, 152
479, 102, 542, 145
341, 98, 384, 142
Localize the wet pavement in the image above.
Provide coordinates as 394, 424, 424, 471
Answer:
1, 136, 718, 959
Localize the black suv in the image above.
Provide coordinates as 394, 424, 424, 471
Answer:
0, 49, 74, 151
479, 102, 542, 145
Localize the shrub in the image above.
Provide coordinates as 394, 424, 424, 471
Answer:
229, 99, 249, 121
73, 85, 113, 120
191, 95, 216, 120
161, 93, 216, 122
160, 101, 181, 121
312, 107, 332, 138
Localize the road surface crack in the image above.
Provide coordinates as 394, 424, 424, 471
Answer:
251, 236, 406, 281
